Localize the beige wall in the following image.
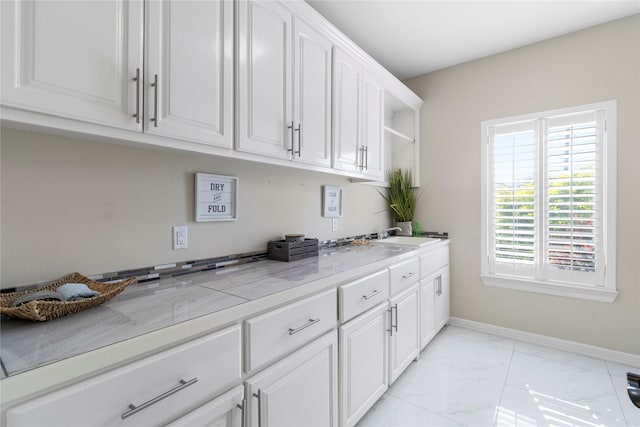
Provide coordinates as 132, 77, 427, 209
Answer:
0, 129, 390, 287
405, 15, 640, 355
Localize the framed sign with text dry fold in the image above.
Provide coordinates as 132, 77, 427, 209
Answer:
195, 173, 238, 222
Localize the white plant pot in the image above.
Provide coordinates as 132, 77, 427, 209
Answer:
396, 221, 413, 236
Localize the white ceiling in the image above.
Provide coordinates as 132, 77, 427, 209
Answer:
306, 0, 640, 80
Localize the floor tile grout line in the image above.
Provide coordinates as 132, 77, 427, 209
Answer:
492, 338, 517, 427
606, 365, 632, 426
386, 393, 467, 426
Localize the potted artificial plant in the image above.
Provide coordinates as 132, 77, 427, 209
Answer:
381, 168, 417, 236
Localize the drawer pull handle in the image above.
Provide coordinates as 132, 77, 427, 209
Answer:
288, 318, 320, 335
121, 377, 198, 419
362, 289, 382, 300
402, 272, 416, 280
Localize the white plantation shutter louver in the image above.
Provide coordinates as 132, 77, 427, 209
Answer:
481, 101, 616, 301
488, 121, 537, 278
544, 111, 605, 286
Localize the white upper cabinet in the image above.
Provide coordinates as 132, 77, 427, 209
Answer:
1, 0, 420, 181
361, 71, 384, 180
237, 2, 332, 166
332, 48, 384, 180
146, 0, 233, 148
0, 0, 143, 130
332, 47, 362, 173
292, 16, 332, 167
237, 0, 292, 159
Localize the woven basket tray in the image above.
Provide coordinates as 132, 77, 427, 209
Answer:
0, 273, 136, 321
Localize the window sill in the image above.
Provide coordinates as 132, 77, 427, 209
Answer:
480, 274, 618, 303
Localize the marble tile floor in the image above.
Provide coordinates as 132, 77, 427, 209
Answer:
357, 326, 639, 427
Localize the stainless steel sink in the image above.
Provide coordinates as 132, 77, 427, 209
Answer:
371, 236, 441, 248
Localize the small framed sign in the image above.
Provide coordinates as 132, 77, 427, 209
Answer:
322, 185, 343, 218
195, 173, 238, 222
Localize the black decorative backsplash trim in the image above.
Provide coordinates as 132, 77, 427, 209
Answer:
3, 231, 445, 292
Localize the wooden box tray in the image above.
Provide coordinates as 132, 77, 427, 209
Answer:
268, 238, 319, 262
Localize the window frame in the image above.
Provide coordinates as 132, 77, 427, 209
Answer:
480, 101, 617, 303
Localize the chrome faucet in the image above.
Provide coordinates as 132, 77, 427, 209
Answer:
378, 227, 402, 240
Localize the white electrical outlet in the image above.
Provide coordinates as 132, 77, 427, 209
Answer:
332, 218, 338, 232
173, 226, 188, 250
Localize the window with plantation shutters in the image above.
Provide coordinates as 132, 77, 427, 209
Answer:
481, 101, 617, 303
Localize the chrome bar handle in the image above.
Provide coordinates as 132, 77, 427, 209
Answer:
132, 68, 140, 123
150, 74, 158, 127
253, 390, 262, 427
121, 377, 198, 419
402, 272, 416, 280
387, 305, 398, 335
288, 318, 320, 335
294, 123, 301, 156
236, 398, 246, 427
364, 146, 368, 170
362, 289, 382, 300
393, 303, 399, 332
358, 146, 365, 171
287, 121, 295, 153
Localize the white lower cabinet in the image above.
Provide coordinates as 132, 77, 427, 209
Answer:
3, 245, 450, 427
435, 267, 450, 331
388, 283, 420, 384
419, 275, 436, 350
167, 385, 244, 427
339, 302, 388, 427
246, 330, 338, 427
5, 324, 242, 427
419, 243, 450, 346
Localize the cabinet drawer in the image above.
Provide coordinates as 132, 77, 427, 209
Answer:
338, 269, 389, 323
245, 288, 337, 372
6, 324, 242, 427
420, 245, 449, 278
389, 258, 420, 295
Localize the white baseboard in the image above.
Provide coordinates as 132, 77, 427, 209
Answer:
448, 317, 640, 368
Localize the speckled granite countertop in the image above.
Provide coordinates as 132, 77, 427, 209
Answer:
0, 244, 417, 378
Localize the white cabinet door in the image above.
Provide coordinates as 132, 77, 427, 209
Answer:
332, 47, 361, 173
146, 0, 233, 148
166, 385, 244, 427
388, 284, 419, 384
246, 331, 338, 427
435, 268, 450, 332
237, 0, 292, 159
0, 0, 143, 130
339, 303, 388, 427
292, 16, 332, 167
361, 71, 384, 180
419, 276, 436, 350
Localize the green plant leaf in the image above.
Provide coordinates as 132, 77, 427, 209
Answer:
379, 168, 417, 222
